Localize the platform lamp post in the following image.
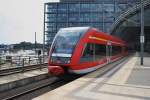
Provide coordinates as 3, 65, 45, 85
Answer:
140, 0, 144, 65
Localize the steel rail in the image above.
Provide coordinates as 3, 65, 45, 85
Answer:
0, 55, 131, 100
0, 76, 59, 100
0, 63, 47, 76
1, 75, 80, 100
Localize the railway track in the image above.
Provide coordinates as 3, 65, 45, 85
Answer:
0, 74, 80, 100
0, 56, 130, 100
0, 63, 47, 76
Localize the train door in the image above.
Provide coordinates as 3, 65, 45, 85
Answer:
106, 45, 109, 63
109, 45, 112, 62
106, 41, 111, 63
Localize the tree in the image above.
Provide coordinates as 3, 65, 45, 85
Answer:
13, 41, 43, 50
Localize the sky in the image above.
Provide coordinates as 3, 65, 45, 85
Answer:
0, 0, 59, 44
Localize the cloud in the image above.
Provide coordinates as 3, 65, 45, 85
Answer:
44, 0, 60, 2
0, 0, 44, 44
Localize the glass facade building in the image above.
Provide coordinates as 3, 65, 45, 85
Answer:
44, 0, 140, 47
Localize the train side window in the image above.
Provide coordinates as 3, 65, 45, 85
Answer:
123, 47, 128, 52
80, 43, 106, 62
112, 46, 122, 55
94, 43, 106, 60
80, 43, 94, 62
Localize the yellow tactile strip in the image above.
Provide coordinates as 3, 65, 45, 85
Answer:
106, 57, 138, 84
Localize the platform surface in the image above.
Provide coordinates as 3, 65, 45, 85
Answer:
0, 68, 47, 85
33, 53, 150, 100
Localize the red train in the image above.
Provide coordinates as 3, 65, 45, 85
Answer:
48, 27, 127, 75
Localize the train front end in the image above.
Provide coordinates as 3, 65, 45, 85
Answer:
48, 27, 89, 76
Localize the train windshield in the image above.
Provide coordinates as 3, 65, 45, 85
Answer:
52, 28, 88, 56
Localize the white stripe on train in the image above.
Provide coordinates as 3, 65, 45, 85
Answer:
52, 53, 72, 57
69, 56, 122, 74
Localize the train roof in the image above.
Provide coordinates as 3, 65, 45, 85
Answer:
59, 27, 126, 45
91, 28, 127, 45
60, 27, 90, 31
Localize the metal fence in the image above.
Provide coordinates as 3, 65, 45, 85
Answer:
0, 55, 48, 70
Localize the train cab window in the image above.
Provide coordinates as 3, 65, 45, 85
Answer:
80, 43, 106, 62
112, 46, 122, 55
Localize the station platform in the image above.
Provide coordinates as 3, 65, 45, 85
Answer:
0, 68, 47, 84
33, 52, 150, 100
0, 68, 48, 92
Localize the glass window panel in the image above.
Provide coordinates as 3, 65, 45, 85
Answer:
47, 23, 56, 27
79, 23, 91, 27
103, 4, 114, 12
46, 36, 54, 43
105, 23, 112, 27
47, 14, 56, 18
46, 27, 56, 32
92, 23, 102, 30
46, 18, 56, 22
91, 4, 102, 12
47, 4, 57, 9
58, 4, 67, 13
57, 23, 67, 30
80, 13, 91, 22
69, 14, 79, 22
47, 4, 57, 13
104, 17, 114, 22
46, 14, 56, 22
69, 4, 80, 12
104, 12, 114, 17
91, 14, 103, 22
45, 32, 52, 36
116, 3, 127, 13
104, 23, 112, 33
80, 4, 90, 12
57, 14, 67, 22
104, 27, 110, 33
68, 23, 80, 27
